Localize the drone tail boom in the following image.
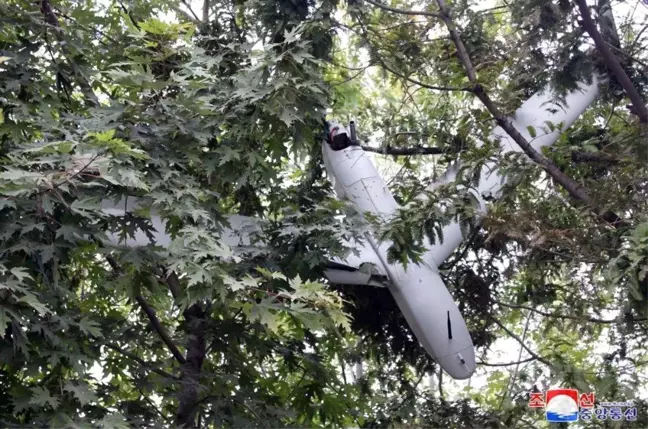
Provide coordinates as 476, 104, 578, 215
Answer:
418, 79, 601, 266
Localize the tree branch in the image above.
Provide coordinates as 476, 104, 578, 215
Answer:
575, 0, 648, 123
332, 64, 372, 86
135, 295, 187, 365
434, 0, 626, 228
157, 269, 208, 428
437, 368, 445, 402
364, 0, 442, 18
202, 0, 210, 23
325, 58, 376, 71
117, 1, 141, 31
176, 303, 207, 428
171, 5, 201, 24
104, 248, 208, 427
378, 57, 474, 92
138, 387, 174, 425
179, 0, 201, 22
50, 6, 119, 44
490, 316, 554, 368
596, 0, 620, 50
361, 144, 446, 155
478, 357, 537, 367
433, 0, 477, 81
39, 0, 99, 107
499, 311, 533, 410
163, 268, 183, 301
571, 151, 619, 164
494, 299, 634, 324
105, 343, 178, 380
104, 255, 186, 365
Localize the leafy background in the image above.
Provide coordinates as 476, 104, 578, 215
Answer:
1, 0, 648, 427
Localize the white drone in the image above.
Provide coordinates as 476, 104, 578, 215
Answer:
102, 77, 600, 380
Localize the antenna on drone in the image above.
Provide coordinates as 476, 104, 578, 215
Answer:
349, 120, 358, 144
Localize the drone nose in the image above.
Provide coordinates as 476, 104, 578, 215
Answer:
436, 346, 476, 380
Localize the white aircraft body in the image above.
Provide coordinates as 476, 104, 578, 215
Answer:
101, 77, 601, 380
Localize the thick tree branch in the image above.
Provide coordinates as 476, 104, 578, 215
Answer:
176, 303, 207, 428
202, 0, 210, 22
433, 1, 477, 81
389, 131, 429, 138
157, 268, 208, 428
106, 251, 207, 427
596, 0, 620, 50
104, 255, 186, 365
135, 295, 187, 365
437, 368, 444, 402
363, 0, 442, 18
434, 0, 626, 228
363, 144, 621, 161
575, 0, 648, 123
163, 269, 183, 300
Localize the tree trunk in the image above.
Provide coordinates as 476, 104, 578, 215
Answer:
176, 304, 207, 428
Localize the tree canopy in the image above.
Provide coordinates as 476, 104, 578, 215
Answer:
1, 0, 648, 427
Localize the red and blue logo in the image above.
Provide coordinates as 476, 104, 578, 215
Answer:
545, 389, 580, 422
529, 388, 637, 423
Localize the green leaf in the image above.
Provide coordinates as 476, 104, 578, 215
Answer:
259, 307, 282, 333
0, 198, 16, 211
279, 108, 298, 127
256, 267, 287, 280
78, 317, 104, 338
217, 146, 241, 166
29, 387, 60, 409
64, 381, 99, 405
10, 267, 32, 283
0, 308, 12, 331
70, 198, 102, 218
90, 129, 116, 142
97, 413, 130, 429
329, 309, 351, 331
226, 275, 259, 292
19, 292, 50, 316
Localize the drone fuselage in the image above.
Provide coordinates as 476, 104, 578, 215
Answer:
322, 138, 476, 379
321, 76, 602, 377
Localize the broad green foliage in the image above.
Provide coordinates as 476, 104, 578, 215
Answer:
1, 0, 648, 427
0, 0, 360, 427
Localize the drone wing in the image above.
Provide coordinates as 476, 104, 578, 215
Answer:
413, 79, 601, 267
99, 199, 390, 287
